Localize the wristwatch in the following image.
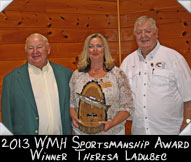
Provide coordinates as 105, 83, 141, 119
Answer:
186, 119, 191, 124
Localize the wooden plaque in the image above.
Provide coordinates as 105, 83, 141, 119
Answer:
78, 80, 107, 134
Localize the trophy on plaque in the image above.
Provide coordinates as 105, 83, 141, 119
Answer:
77, 80, 110, 134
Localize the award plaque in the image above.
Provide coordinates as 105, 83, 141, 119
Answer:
77, 80, 110, 134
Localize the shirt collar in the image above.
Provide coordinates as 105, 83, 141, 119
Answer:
28, 61, 50, 74
137, 41, 160, 61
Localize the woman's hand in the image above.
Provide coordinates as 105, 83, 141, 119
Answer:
99, 121, 114, 131
70, 108, 81, 128
99, 111, 130, 132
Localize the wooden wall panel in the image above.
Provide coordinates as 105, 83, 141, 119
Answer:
5, 0, 46, 12
46, 0, 117, 14
119, 0, 180, 15
0, 11, 118, 32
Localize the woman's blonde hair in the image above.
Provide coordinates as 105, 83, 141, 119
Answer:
78, 33, 115, 72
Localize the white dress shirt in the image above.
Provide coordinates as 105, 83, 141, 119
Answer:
120, 42, 191, 135
28, 62, 62, 135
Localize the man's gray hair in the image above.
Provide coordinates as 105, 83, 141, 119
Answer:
25, 33, 49, 51
134, 16, 158, 33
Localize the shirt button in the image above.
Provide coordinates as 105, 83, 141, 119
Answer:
143, 94, 146, 97
144, 83, 146, 86
35, 117, 39, 120
34, 130, 38, 134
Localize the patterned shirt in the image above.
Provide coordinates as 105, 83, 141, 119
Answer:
70, 66, 134, 135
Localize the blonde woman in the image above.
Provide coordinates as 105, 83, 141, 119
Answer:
70, 33, 134, 135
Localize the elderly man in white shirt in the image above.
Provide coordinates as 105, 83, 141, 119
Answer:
120, 16, 191, 135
